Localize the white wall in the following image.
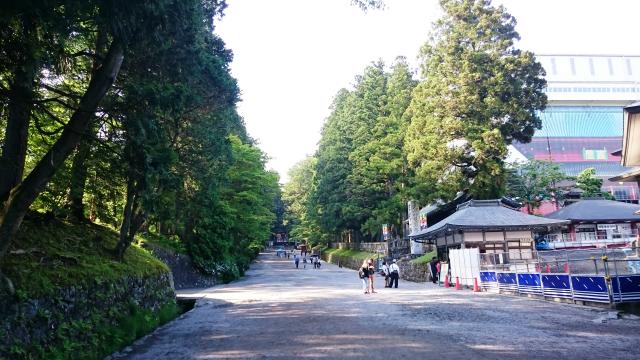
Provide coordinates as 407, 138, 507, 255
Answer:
485, 232, 504, 241
449, 248, 480, 287
464, 232, 483, 242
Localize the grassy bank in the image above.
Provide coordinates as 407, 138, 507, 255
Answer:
1, 212, 178, 359
323, 247, 379, 261
410, 250, 437, 264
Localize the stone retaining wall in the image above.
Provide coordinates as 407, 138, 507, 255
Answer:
321, 249, 431, 283
148, 245, 217, 289
0, 272, 175, 358
397, 261, 430, 283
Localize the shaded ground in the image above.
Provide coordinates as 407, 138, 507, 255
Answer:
115, 251, 640, 359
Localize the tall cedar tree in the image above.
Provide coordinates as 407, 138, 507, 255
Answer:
282, 156, 322, 245
404, 0, 546, 205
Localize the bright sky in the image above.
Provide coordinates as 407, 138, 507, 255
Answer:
216, 0, 640, 183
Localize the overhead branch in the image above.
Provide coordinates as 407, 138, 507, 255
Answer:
41, 84, 82, 100
35, 97, 77, 110
33, 112, 65, 136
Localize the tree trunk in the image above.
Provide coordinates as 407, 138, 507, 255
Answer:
0, 39, 125, 269
115, 181, 147, 260
64, 29, 108, 222
0, 16, 37, 204
115, 140, 148, 260
66, 140, 92, 221
115, 172, 136, 260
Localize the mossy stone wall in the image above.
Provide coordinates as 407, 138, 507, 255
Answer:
0, 272, 175, 359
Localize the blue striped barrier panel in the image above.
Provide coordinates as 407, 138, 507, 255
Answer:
542, 274, 572, 299
480, 271, 498, 291
517, 273, 542, 295
497, 272, 518, 292
612, 275, 640, 302
571, 275, 610, 303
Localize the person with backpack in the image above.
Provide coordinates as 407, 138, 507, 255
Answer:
359, 259, 370, 294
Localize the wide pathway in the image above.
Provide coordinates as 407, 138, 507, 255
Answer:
118, 252, 640, 359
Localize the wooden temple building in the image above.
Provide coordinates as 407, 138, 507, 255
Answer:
409, 199, 569, 260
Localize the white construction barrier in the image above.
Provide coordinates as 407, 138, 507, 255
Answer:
449, 248, 480, 287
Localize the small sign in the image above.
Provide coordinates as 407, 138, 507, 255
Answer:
382, 224, 391, 241
419, 210, 428, 230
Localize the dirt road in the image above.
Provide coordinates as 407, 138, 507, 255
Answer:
116, 252, 640, 359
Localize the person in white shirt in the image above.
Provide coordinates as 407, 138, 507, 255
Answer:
389, 260, 400, 288
381, 261, 390, 288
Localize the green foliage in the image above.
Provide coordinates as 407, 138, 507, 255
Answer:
283, 1, 547, 248
310, 59, 416, 242
576, 168, 614, 199
506, 160, 566, 212
185, 135, 278, 281
1, 215, 178, 359
410, 250, 437, 264
323, 247, 378, 260
33, 301, 179, 360
136, 232, 186, 254
2, 213, 168, 299
404, 0, 547, 204
283, 157, 322, 244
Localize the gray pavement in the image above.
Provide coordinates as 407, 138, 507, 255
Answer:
116, 251, 640, 359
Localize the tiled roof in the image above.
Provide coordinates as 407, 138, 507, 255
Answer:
557, 162, 632, 177
411, 200, 568, 240
545, 199, 640, 222
534, 106, 623, 138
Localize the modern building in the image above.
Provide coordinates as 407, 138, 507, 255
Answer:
511, 55, 640, 205
610, 102, 640, 188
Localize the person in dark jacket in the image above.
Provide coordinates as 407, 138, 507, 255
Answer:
429, 257, 439, 284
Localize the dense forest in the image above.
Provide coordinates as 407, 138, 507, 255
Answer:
0, 0, 281, 294
283, 0, 548, 246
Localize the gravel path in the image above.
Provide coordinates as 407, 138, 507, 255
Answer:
116, 251, 640, 360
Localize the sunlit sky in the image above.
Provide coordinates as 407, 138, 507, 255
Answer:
216, 0, 640, 183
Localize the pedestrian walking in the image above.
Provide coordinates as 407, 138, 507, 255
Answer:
294, 254, 300, 269
389, 259, 400, 288
381, 261, 390, 288
303, 256, 307, 269
435, 258, 441, 284
367, 259, 377, 294
359, 259, 370, 294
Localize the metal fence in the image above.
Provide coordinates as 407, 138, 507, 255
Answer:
539, 228, 639, 250
478, 247, 640, 303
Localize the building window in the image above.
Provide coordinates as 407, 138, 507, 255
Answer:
626, 58, 633, 75
570, 57, 576, 75
589, 58, 595, 75
583, 149, 608, 160
551, 57, 557, 75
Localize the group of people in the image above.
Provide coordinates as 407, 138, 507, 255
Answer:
359, 258, 400, 294
293, 253, 321, 269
